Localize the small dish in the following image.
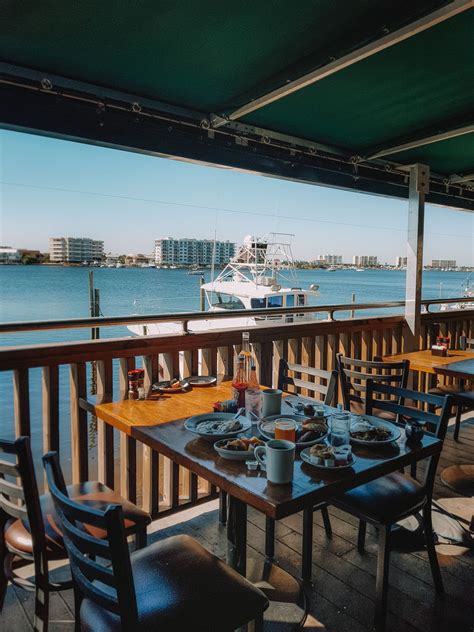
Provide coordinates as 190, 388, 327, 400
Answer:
187, 375, 217, 387
300, 447, 356, 471
214, 437, 264, 460
152, 379, 190, 393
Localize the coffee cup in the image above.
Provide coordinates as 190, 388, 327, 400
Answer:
262, 388, 282, 417
254, 439, 295, 484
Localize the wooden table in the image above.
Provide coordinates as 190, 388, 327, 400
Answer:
95, 382, 441, 580
383, 349, 474, 376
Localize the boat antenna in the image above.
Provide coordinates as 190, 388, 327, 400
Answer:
210, 229, 216, 284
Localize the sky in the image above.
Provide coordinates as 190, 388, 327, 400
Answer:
1, 129, 473, 265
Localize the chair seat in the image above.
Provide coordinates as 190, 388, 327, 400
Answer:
332, 472, 426, 524
80, 534, 268, 632
350, 401, 397, 421
4, 481, 151, 556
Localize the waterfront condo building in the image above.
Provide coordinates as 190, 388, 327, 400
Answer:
395, 256, 408, 267
431, 259, 457, 269
154, 238, 235, 266
0, 246, 21, 264
317, 254, 343, 265
49, 237, 104, 263
353, 255, 378, 267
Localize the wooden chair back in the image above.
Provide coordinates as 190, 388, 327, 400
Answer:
42, 451, 138, 629
365, 380, 452, 495
0, 437, 47, 568
337, 354, 409, 418
277, 359, 338, 406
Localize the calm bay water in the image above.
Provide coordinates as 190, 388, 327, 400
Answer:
0, 265, 470, 473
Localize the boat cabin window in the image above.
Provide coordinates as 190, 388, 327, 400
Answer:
297, 294, 305, 306
286, 295, 294, 307
210, 292, 245, 310
250, 298, 266, 309
267, 296, 283, 308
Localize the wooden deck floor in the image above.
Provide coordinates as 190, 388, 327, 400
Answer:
3, 418, 473, 631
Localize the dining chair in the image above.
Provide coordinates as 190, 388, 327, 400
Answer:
277, 358, 338, 407
428, 337, 474, 440
321, 382, 451, 632
337, 353, 409, 422
43, 451, 269, 632
0, 436, 151, 632
259, 360, 339, 558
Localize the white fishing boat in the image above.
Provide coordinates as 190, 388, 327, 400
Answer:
128, 234, 320, 336
440, 277, 473, 311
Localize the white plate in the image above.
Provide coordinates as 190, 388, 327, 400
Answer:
214, 439, 260, 461
185, 413, 251, 441
300, 447, 357, 471
187, 375, 217, 387
259, 414, 329, 448
349, 415, 401, 445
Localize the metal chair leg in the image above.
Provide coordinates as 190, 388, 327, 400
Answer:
357, 520, 367, 553
254, 611, 265, 632
374, 524, 391, 632
135, 526, 147, 550
265, 517, 275, 559
454, 405, 462, 441
33, 583, 49, 632
0, 532, 8, 612
423, 503, 444, 594
73, 584, 83, 632
321, 506, 332, 539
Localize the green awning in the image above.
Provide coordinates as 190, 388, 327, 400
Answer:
1, 1, 473, 209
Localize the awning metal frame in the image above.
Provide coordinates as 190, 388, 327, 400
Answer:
212, 0, 473, 127
1, 80, 473, 212
367, 124, 474, 160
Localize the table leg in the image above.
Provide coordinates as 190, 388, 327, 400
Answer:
227, 496, 247, 575
302, 507, 313, 583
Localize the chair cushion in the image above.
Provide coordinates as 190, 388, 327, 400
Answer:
350, 400, 397, 421
4, 481, 151, 556
80, 534, 268, 632
332, 472, 426, 524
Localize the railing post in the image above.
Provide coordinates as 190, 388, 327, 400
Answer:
69, 363, 88, 483
405, 164, 429, 351
142, 355, 160, 516
118, 358, 137, 503
96, 359, 114, 488
13, 368, 30, 437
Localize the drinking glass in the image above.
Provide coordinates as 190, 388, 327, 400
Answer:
330, 412, 351, 447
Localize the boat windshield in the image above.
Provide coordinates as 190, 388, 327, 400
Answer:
210, 292, 245, 310
250, 298, 266, 309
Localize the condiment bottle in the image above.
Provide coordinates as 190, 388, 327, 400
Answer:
241, 331, 252, 381
245, 364, 262, 420
232, 353, 248, 408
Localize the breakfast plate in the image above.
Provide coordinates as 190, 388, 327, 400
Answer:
185, 413, 251, 440
350, 415, 401, 446
259, 414, 329, 448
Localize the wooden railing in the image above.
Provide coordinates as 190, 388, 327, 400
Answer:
0, 299, 473, 519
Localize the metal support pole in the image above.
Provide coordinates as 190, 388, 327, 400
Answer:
405, 164, 429, 351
